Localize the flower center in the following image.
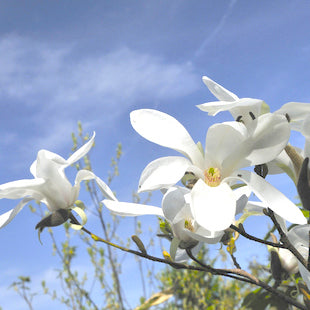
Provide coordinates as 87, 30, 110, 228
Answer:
184, 219, 194, 232
204, 167, 221, 187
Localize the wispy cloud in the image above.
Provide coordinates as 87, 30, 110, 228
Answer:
0, 34, 198, 108
0, 34, 199, 163
193, 0, 238, 60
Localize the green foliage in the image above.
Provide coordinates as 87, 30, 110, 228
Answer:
158, 247, 250, 310
10, 276, 36, 310
242, 287, 295, 310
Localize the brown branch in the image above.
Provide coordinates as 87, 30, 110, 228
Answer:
230, 224, 286, 248
80, 226, 307, 310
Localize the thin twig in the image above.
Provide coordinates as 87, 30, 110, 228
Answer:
230, 224, 286, 249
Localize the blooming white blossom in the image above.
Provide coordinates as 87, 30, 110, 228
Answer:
198, 76, 310, 133
197, 76, 310, 185
130, 109, 306, 231
103, 186, 223, 261
0, 133, 116, 229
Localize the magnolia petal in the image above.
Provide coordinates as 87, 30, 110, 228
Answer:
246, 113, 290, 164
70, 207, 87, 230
190, 179, 236, 231
227, 170, 306, 224
102, 199, 164, 217
0, 178, 45, 199
66, 132, 96, 166
197, 98, 264, 123
138, 157, 191, 192
202, 76, 238, 102
31, 150, 67, 178
0, 197, 33, 228
266, 150, 296, 181
228, 98, 265, 124
223, 113, 290, 174
301, 115, 310, 139
197, 100, 237, 116
74, 169, 117, 201
34, 150, 72, 197
287, 224, 310, 245
174, 242, 202, 263
130, 109, 204, 167
234, 186, 251, 214
302, 116, 310, 158
276, 102, 310, 131
205, 121, 247, 170
170, 237, 181, 261
185, 227, 224, 244
162, 186, 190, 221
298, 262, 310, 290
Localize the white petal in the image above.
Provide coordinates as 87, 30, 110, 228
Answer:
102, 199, 164, 217
266, 149, 296, 181
66, 132, 95, 166
302, 116, 310, 158
234, 186, 251, 214
245, 113, 290, 164
301, 115, 310, 139
222, 114, 290, 174
228, 98, 265, 123
31, 150, 67, 178
0, 197, 33, 228
276, 102, 310, 131
138, 156, 191, 192
202, 76, 239, 101
0, 178, 45, 199
130, 109, 204, 167
287, 224, 310, 245
205, 121, 247, 170
227, 170, 306, 224
197, 98, 264, 123
197, 100, 238, 116
74, 170, 117, 201
190, 179, 236, 231
174, 242, 202, 263
298, 262, 310, 290
162, 186, 190, 221
35, 150, 72, 189
185, 227, 224, 244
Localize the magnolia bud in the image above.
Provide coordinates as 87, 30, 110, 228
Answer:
297, 157, 310, 211
270, 250, 283, 284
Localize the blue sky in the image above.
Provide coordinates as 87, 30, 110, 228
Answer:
1, 1, 310, 309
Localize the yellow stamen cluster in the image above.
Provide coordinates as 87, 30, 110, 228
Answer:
204, 167, 221, 187
184, 219, 194, 232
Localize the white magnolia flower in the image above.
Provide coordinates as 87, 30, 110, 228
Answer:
161, 186, 224, 245
130, 109, 306, 231
0, 133, 116, 229
103, 186, 222, 261
198, 76, 310, 133
197, 75, 266, 127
